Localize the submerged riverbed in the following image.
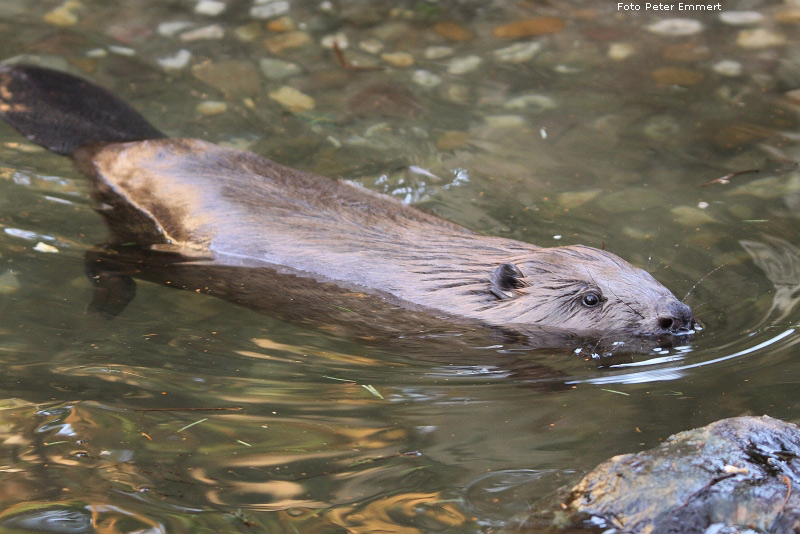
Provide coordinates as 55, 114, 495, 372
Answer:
0, 0, 799, 532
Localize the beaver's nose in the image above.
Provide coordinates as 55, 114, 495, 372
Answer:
657, 301, 694, 334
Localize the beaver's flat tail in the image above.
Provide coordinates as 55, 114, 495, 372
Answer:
0, 64, 165, 156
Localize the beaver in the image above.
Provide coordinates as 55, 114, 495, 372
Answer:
0, 64, 694, 343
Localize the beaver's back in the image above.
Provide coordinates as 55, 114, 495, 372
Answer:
76, 138, 539, 315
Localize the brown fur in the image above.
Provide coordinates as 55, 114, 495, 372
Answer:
75, 138, 694, 338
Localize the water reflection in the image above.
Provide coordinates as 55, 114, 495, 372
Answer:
741, 234, 800, 323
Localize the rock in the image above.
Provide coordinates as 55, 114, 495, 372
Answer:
250, 0, 290, 19
259, 57, 302, 80
484, 115, 525, 128
381, 52, 414, 68
492, 17, 564, 38
787, 89, 800, 104
359, 39, 384, 55
651, 67, 704, 86
268, 86, 315, 112
411, 69, 441, 88
713, 60, 743, 77
0, 271, 20, 295
264, 31, 311, 54
643, 115, 680, 140
493, 42, 542, 63
608, 42, 635, 61
433, 21, 473, 42
266, 16, 295, 32
557, 189, 602, 209
33, 242, 59, 253
195, 100, 228, 115
234, 22, 262, 42
180, 24, 224, 41
192, 60, 261, 96
646, 18, 704, 36
599, 187, 662, 213
371, 22, 412, 43
436, 131, 470, 151
775, 8, 800, 24
195, 0, 226, 16
729, 174, 800, 199
503, 93, 556, 111
108, 46, 135, 57
43, 0, 82, 27
719, 10, 764, 25
671, 205, 718, 226
562, 416, 800, 534
660, 43, 711, 62
709, 123, 768, 151
346, 84, 419, 118
158, 21, 194, 37
445, 84, 470, 104
447, 55, 482, 75
321, 32, 348, 49
736, 28, 787, 49
157, 49, 192, 70
423, 46, 453, 60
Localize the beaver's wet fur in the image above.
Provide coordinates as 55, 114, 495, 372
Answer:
0, 64, 694, 344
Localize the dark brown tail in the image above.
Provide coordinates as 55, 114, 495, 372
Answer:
0, 64, 165, 155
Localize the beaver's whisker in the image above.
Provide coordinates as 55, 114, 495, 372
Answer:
683, 262, 729, 303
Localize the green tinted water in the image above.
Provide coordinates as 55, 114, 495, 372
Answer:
0, 0, 798, 532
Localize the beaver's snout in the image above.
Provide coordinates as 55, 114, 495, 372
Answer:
657, 301, 694, 334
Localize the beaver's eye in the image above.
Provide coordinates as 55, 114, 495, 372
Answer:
581, 292, 603, 308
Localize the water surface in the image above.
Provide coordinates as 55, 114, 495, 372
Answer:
0, 0, 799, 532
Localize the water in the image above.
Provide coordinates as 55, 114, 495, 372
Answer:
0, 0, 798, 532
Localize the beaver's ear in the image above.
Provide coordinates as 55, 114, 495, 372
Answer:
490, 262, 526, 300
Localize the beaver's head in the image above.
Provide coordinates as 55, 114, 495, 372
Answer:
483, 245, 694, 337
